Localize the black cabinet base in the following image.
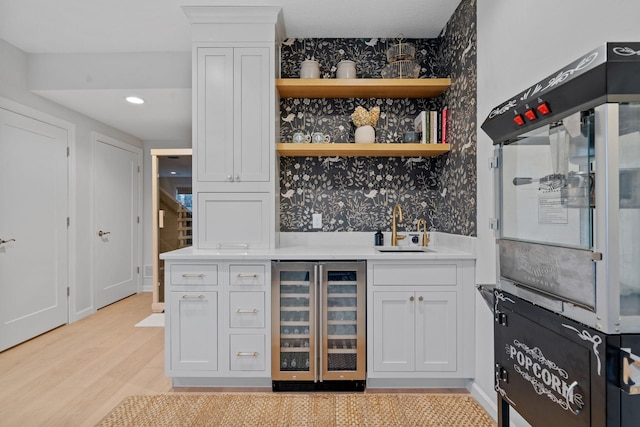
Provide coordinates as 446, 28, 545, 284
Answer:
272, 380, 366, 392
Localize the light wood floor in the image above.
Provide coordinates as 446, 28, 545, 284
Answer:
0, 292, 466, 426
0, 293, 170, 426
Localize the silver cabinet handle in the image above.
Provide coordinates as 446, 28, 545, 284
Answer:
235, 308, 258, 313
182, 273, 205, 278
236, 352, 258, 357
98, 230, 111, 237
226, 175, 234, 182
235, 175, 241, 182
181, 295, 205, 299
237, 273, 259, 278
0, 238, 16, 244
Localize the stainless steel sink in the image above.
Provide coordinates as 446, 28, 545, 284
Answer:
375, 246, 435, 253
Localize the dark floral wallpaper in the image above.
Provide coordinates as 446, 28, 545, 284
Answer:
278, 0, 477, 235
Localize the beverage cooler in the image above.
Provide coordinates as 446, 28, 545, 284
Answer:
481, 42, 640, 426
271, 261, 366, 391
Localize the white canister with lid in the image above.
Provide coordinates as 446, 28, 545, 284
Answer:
300, 59, 320, 79
336, 60, 356, 79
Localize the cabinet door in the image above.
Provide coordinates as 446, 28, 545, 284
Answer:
196, 47, 270, 185
234, 47, 270, 183
196, 47, 234, 183
197, 192, 270, 249
169, 291, 218, 372
372, 291, 415, 372
415, 291, 457, 372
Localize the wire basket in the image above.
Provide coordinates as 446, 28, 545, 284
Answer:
386, 39, 416, 63
381, 60, 421, 79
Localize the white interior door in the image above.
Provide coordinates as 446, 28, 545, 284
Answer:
0, 108, 68, 352
94, 133, 141, 308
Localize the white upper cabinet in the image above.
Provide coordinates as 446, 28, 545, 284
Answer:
196, 47, 271, 188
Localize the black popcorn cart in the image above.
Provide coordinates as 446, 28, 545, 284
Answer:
481, 42, 640, 427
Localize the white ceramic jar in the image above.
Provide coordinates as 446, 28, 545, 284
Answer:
300, 60, 320, 79
336, 60, 356, 79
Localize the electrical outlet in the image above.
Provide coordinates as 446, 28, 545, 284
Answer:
312, 213, 322, 229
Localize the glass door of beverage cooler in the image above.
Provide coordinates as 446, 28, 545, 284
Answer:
320, 262, 366, 381
271, 262, 316, 381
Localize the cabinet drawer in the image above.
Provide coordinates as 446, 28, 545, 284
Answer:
229, 292, 265, 328
230, 335, 266, 371
229, 264, 266, 286
170, 264, 218, 286
372, 263, 457, 286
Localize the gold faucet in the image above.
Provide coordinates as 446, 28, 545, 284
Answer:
417, 218, 430, 246
391, 204, 405, 246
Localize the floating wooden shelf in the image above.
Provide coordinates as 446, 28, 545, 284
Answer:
276, 78, 451, 99
277, 143, 450, 157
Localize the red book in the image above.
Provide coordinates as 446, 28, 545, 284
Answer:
441, 107, 448, 144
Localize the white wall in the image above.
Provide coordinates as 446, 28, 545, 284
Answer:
475, 0, 640, 424
0, 39, 143, 322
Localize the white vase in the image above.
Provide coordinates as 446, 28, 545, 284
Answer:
355, 125, 375, 143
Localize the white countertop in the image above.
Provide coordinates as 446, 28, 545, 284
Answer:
160, 232, 476, 261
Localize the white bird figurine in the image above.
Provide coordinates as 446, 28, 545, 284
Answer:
440, 187, 448, 198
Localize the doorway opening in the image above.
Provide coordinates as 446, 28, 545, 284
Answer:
151, 149, 192, 312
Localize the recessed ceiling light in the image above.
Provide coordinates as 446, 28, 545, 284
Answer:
170, 171, 178, 175
125, 96, 145, 105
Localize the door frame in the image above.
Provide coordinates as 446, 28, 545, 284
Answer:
0, 96, 77, 323
151, 148, 192, 312
92, 131, 143, 309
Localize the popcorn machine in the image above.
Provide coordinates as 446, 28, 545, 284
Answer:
482, 42, 640, 427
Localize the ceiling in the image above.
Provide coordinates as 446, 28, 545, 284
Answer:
0, 0, 461, 143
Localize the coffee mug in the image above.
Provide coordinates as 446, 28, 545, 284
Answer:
292, 131, 311, 143
311, 132, 330, 143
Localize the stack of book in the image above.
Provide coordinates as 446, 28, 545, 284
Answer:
413, 108, 448, 144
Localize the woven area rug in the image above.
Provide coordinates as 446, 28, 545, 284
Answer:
96, 393, 496, 426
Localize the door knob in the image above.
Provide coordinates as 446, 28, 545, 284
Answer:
0, 238, 16, 244
98, 230, 111, 237
409, 296, 415, 302
418, 296, 424, 302
226, 175, 234, 182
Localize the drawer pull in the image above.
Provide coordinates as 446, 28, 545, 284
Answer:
182, 295, 205, 299
236, 352, 259, 357
236, 308, 258, 314
237, 273, 259, 278
182, 273, 205, 278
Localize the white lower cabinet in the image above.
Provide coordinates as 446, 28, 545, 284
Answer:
165, 260, 271, 386
372, 291, 456, 372
367, 260, 474, 386
169, 291, 218, 372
